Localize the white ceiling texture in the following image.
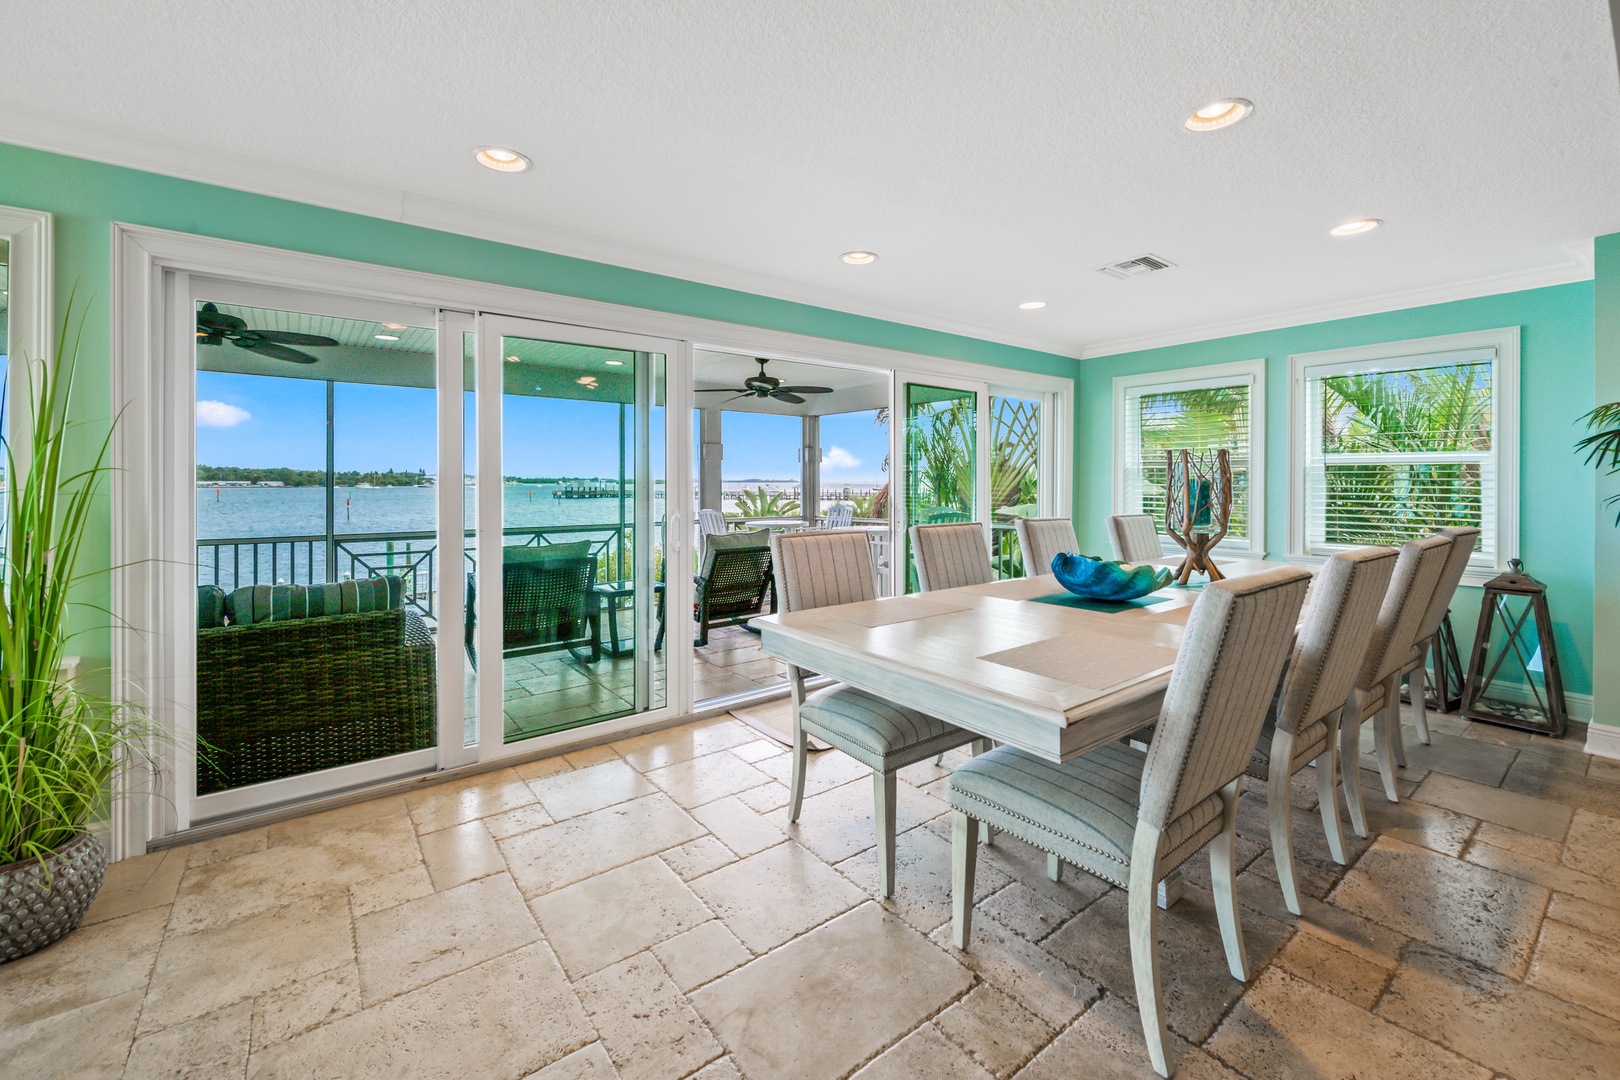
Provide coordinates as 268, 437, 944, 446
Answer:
2, 1, 1618, 358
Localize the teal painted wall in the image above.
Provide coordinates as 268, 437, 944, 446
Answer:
1077, 283, 1598, 703
1593, 234, 1620, 728
0, 141, 1077, 686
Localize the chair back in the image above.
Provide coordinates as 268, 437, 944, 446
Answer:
1356, 534, 1453, 690
1139, 566, 1310, 830
909, 522, 993, 592
1015, 517, 1079, 577
1276, 547, 1397, 736
698, 508, 729, 536
1107, 514, 1163, 563
823, 504, 854, 529
771, 528, 878, 612
1413, 527, 1481, 644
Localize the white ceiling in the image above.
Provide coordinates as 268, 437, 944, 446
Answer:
3, 2, 1618, 358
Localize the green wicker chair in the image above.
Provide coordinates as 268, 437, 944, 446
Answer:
682, 529, 776, 647
464, 542, 600, 667
195, 576, 436, 795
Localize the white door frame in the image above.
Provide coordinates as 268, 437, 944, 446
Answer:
893, 373, 992, 588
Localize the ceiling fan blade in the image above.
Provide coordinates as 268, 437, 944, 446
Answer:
777, 386, 834, 394
240, 341, 321, 364
723, 393, 752, 403
197, 303, 247, 335
256, 330, 339, 347
772, 391, 806, 404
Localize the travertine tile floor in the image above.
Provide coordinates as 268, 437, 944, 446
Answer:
6, 701, 1620, 1079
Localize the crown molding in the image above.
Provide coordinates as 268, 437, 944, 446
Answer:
0, 102, 1076, 359
1079, 243, 1595, 359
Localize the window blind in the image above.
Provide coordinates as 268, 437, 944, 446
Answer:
1122, 380, 1252, 542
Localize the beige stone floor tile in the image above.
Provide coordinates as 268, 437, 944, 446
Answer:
355, 873, 539, 1005
693, 903, 972, 1080
184, 826, 269, 868
1502, 751, 1620, 818
563, 744, 624, 769
1012, 992, 1242, 1080
688, 841, 866, 953
265, 794, 407, 846
1330, 835, 1549, 977
1526, 918, 1620, 1021
1359, 794, 1478, 857
141, 890, 353, 1034
972, 879, 1097, 945
735, 780, 790, 814
933, 983, 1055, 1079
1545, 891, 1620, 942
766, 773, 944, 864
0, 904, 168, 1027
836, 822, 1012, 935
1470, 820, 1563, 862
81, 847, 187, 926
1413, 772, 1573, 839
1463, 837, 1619, 909
1233, 869, 1410, 969
1378, 943, 1620, 1080
418, 819, 504, 891
651, 920, 752, 993
527, 759, 655, 820
1178, 831, 1268, 894
614, 717, 759, 773
0, 986, 143, 1080
531, 857, 710, 979
965, 830, 1117, 917
251, 960, 360, 1051
524, 1041, 617, 1079
689, 1056, 742, 1080
1560, 808, 1620, 881
512, 753, 576, 783
1588, 755, 1620, 785
1043, 884, 1291, 1043
660, 835, 738, 881
1211, 968, 1491, 1079
484, 801, 558, 841
694, 670, 762, 699
854, 1023, 995, 1080
643, 751, 773, 809
729, 738, 785, 763
348, 863, 434, 917
929, 912, 1099, 1029
688, 794, 786, 858
124, 999, 252, 1080
248, 943, 593, 1080
500, 793, 705, 897
1272, 929, 1393, 1008
1367, 729, 1518, 788
576, 951, 722, 1080
405, 768, 540, 834
753, 745, 873, 799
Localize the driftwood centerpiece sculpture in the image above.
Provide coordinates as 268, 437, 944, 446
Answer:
1164, 449, 1232, 584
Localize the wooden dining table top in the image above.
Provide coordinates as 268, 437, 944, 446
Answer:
754, 558, 1295, 763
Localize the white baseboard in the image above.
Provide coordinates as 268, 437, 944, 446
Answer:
1584, 722, 1620, 762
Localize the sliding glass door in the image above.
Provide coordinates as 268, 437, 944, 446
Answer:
899, 379, 987, 592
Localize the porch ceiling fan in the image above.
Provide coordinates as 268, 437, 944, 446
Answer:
695, 357, 834, 405
196, 302, 340, 365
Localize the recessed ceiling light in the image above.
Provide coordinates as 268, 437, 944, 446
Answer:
373, 334, 400, 341
604, 359, 625, 366
841, 251, 878, 265
1184, 98, 1253, 132
1330, 218, 1383, 236
475, 147, 531, 172
575, 376, 599, 387
1018, 300, 1047, 310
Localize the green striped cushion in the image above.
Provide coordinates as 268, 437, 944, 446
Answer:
226, 584, 309, 626
306, 576, 405, 617
197, 586, 227, 629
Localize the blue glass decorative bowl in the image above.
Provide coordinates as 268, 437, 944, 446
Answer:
1050, 553, 1175, 602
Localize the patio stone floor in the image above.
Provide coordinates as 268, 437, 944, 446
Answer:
6, 702, 1620, 1078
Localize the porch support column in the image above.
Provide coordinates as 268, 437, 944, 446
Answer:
325, 379, 337, 580
699, 407, 724, 510
801, 414, 820, 526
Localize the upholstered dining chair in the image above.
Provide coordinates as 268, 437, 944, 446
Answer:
1394, 526, 1480, 756
1339, 534, 1452, 835
1247, 546, 1395, 915
1015, 516, 1079, 577
910, 522, 993, 592
1107, 513, 1165, 563
772, 528, 987, 898
948, 566, 1310, 1078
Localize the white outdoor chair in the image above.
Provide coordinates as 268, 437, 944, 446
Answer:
1107, 513, 1165, 563
910, 522, 992, 592
772, 528, 987, 898
1394, 526, 1481, 755
697, 508, 729, 536
822, 504, 854, 529
1015, 516, 1079, 577
948, 566, 1310, 1078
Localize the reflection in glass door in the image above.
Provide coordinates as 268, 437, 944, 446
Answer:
989, 393, 1042, 578
901, 382, 982, 592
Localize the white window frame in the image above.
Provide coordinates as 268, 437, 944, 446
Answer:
1287, 327, 1519, 585
1112, 359, 1266, 558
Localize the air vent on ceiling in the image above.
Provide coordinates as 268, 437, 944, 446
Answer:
1095, 253, 1177, 280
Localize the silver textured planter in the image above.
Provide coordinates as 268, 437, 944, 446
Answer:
0, 833, 107, 962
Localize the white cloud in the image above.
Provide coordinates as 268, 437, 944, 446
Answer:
196, 400, 251, 428
822, 446, 860, 470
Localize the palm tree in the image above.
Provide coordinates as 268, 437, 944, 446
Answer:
1579, 401, 1620, 524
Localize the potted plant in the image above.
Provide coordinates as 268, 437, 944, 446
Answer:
0, 299, 145, 961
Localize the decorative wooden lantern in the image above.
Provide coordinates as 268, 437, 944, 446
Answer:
1163, 449, 1232, 584
1460, 559, 1568, 736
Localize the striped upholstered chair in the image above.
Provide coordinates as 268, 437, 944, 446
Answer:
1339, 534, 1452, 834
947, 566, 1310, 1078
909, 522, 992, 592
1014, 516, 1079, 577
772, 529, 986, 898
1247, 546, 1395, 914
1394, 526, 1480, 754
1107, 513, 1165, 563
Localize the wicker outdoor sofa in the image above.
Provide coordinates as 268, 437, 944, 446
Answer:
195, 576, 437, 795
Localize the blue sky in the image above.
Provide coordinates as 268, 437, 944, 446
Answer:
197, 372, 889, 482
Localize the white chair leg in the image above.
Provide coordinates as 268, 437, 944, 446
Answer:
874, 770, 897, 899
788, 665, 809, 823
1266, 732, 1302, 916
1047, 854, 1062, 882
1212, 779, 1251, 978
1391, 681, 1408, 769
1373, 678, 1401, 804
1316, 712, 1348, 866
969, 738, 995, 845
1339, 695, 1370, 839
1129, 825, 1173, 1079
951, 810, 979, 950
1412, 645, 1432, 746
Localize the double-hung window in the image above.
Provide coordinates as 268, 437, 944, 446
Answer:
1290, 328, 1518, 582
1114, 359, 1265, 557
